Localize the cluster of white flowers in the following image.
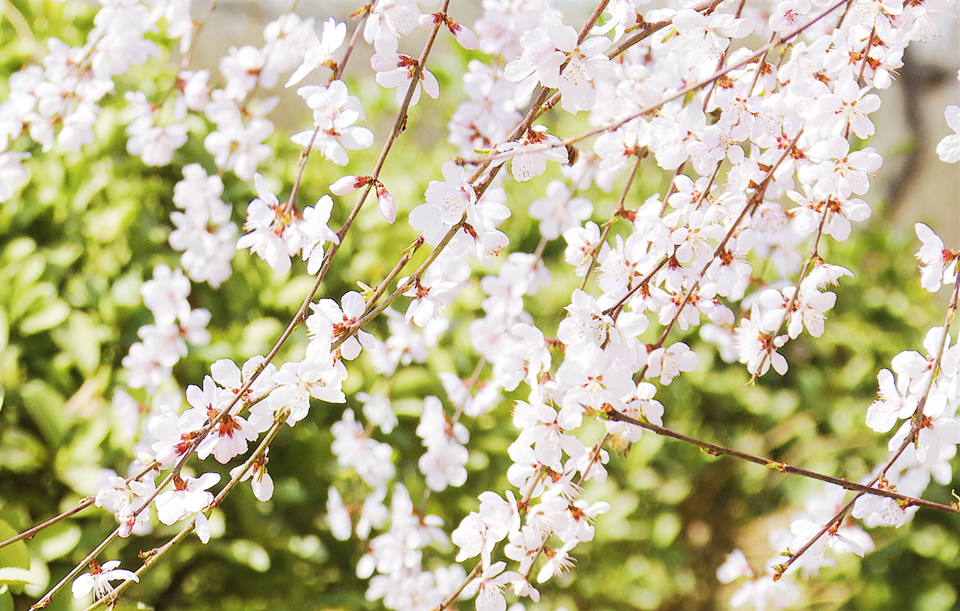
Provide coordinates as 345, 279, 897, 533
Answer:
4, 0, 957, 609
170, 164, 238, 287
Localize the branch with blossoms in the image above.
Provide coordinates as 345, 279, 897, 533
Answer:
1, 1, 959, 611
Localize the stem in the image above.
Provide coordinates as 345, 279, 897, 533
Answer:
0, 499, 94, 549
602, 409, 957, 514
579, 153, 644, 291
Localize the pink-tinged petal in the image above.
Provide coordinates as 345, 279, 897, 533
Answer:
421, 70, 440, 99
330, 175, 369, 195
449, 21, 478, 50
195, 512, 211, 543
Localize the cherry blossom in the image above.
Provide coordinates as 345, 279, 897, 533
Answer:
915, 223, 960, 292
936, 104, 959, 163
865, 368, 919, 433
72, 560, 139, 600
285, 18, 346, 88
291, 80, 374, 166
645, 342, 700, 385
460, 561, 520, 611
371, 52, 440, 106
495, 125, 568, 182
528, 180, 593, 240
155, 472, 220, 526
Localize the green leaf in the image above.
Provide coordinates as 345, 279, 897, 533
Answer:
52, 311, 101, 375
0, 520, 30, 574
18, 299, 70, 335
0, 428, 45, 472
20, 380, 67, 446
0, 568, 38, 587
34, 522, 81, 562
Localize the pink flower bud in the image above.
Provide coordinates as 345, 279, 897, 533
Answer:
446, 19, 478, 51
375, 181, 396, 224
418, 13, 442, 29
330, 175, 371, 195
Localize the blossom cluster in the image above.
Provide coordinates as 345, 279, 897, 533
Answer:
2, 0, 958, 610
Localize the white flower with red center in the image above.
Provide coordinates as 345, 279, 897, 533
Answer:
802, 138, 882, 199
285, 18, 346, 88
563, 221, 601, 276
645, 342, 699, 385
671, 8, 753, 58
400, 265, 459, 327
156, 472, 220, 526
72, 560, 139, 600
495, 125, 567, 182
452, 512, 501, 569
371, 52, 440, 106
517, 402, 584, 470
461, 561, 521, 611
557, 288, 613, 347
291, 80, 374, 166
269, 357, 348, 426
149, 405, 206, 467
306, 291, 373, 360
786, 185, 872, 242
915, 223, 959, 292
670, 209, 726, 269
536, 540, 577, 584
424, 160, 476, 225
889, 411, 960, 465
594, 118, 648, 174
196, 408, 258, 465
236, 174, 302, 274
220, 45, 276, 101
363, 0, 419, 54
504, 21, 614, 114
852, 478, 912, 528
759, 282, 837, 340
806, 78, 881, 139
95, 473, 156, 537
735, 305, 789, 376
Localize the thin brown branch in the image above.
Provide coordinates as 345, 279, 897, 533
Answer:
603, 409, 959, 514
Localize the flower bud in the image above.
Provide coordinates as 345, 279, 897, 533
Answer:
330, 175, 371, 195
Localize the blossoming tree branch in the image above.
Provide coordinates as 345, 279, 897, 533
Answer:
0, 0, 958, 609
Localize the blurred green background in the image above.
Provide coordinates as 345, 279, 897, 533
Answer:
1, 1, 958, 610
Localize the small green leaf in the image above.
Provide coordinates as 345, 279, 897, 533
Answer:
18, 299, 70, 335
0, 568, 38, 587
0, 520, 30, 575
20, 380, 67, 446
52, 311, 101, 375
